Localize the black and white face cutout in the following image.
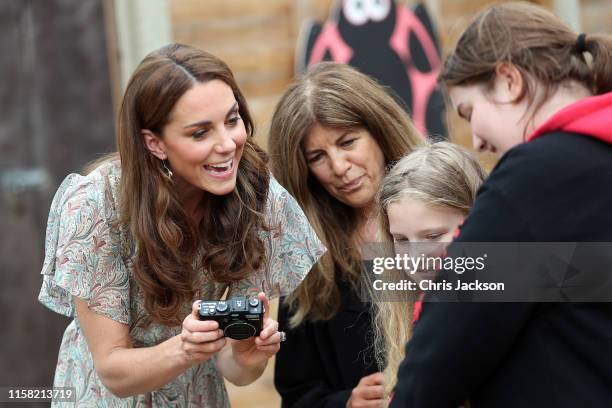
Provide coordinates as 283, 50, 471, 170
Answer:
342, 0, 392, 26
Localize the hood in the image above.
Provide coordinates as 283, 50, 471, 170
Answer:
528, 92, 612, 144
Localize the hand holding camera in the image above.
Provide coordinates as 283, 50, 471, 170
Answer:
179, 303, 227, 366
180, 292, 285, 370
218, 292, 285, 369
198, 295, 264, 340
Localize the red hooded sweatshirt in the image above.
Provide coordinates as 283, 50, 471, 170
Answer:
528, 91, 612, 144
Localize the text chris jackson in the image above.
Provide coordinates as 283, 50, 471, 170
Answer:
372, 279, 505, 292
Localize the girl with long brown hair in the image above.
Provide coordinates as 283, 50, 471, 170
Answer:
38, 43, 324, 407
268, 62, 424, 408
390, 2, 612, 406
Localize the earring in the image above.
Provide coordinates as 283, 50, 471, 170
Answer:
161, 159, 173, 181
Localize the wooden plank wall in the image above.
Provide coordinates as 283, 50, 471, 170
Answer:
171, 0, 300, 151
581, 0, 612, 34
169, 0, 558, 160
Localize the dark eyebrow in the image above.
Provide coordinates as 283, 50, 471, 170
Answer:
183, 101, 239, 129
303, 130, 353, 156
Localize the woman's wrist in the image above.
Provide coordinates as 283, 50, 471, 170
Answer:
164, 334, 196, 371
233, 351, 267, 371
217, 344, 267, 386
232, 354, 267, 384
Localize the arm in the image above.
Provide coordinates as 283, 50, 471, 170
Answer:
75, 298, 225, 398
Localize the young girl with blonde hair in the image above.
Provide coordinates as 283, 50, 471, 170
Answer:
373, 142, 485, 400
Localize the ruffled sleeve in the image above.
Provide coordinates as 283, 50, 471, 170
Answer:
38, 166, 130, 324
230, 176, 326, 299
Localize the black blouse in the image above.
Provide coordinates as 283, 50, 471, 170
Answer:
275, 280, 380, 407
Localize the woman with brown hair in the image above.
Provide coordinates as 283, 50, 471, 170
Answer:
269, 62, 424, 408
38, 43, 325, 407
390, 2, 612, 407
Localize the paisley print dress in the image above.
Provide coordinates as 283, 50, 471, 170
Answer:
39, 160, 325, 407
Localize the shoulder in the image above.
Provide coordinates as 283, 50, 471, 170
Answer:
265, 174, 300, 216
51, 159, 121, 221
485, 132, 608, 199
495, 132, 610, 176
464, 132, 612, 241
267, 174, 290, 200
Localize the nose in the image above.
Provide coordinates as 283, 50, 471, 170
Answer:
472, 133, 488, 152
214, 129, 237, 154
329, 152, 351, 176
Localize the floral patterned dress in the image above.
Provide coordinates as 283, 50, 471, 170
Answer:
38, 160, 325, 407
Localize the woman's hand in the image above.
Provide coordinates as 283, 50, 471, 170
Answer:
347, 372, 386, 408
179, 301, 227, 365
229, 292, 282, 368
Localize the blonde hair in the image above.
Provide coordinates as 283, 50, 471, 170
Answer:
373, 142, 486, 396
268, 62, 424, 325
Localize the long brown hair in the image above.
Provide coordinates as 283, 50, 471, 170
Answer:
439, 1, 612, 127
374, 142, 485, 397
268, 62, 424, 325
114, 43, 269, 326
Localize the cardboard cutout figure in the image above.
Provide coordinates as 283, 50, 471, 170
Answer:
297, 0, 447, 140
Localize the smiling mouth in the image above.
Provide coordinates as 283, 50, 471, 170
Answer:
339, 175, 364, 192
203, 158, 234, 176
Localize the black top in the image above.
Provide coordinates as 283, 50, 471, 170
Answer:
275, 279, 379, 407
390, 132, 612, 408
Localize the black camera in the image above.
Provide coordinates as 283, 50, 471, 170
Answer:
198, 296, 264, 340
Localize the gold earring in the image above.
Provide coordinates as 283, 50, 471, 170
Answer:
162, 159, 173, 181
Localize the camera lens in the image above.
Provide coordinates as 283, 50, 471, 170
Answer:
225, 322, 256, 340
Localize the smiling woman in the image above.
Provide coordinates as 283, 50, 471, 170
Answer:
37, 43, 325, 407
142, 80, 247, 202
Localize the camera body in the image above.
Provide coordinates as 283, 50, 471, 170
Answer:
198, 296, 264, 340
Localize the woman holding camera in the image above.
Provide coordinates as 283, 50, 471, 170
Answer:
38, 43, 324, 407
